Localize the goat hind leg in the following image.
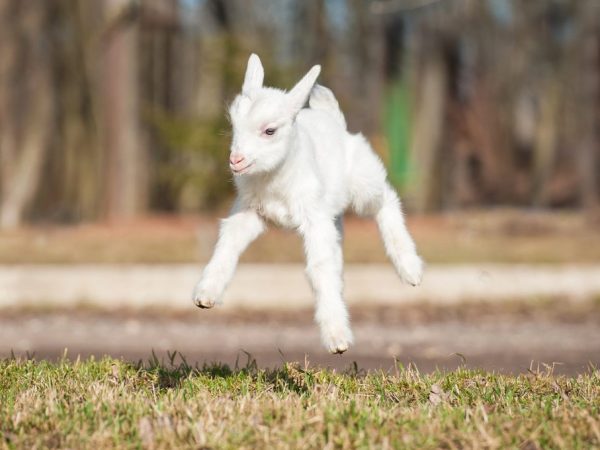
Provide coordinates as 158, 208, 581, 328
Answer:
375, 184, 423, 286
346, 134, 423, 285
301, 216, 353, 354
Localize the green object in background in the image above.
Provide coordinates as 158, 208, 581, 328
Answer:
385, 78, 412, 189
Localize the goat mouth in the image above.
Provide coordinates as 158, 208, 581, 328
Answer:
231, 162, 254, 175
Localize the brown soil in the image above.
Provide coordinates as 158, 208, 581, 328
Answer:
3, 300, 598, 375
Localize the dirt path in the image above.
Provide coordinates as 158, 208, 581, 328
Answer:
2, 264, 600, 309
3, 264, 599, 374
2, 303, 599, 375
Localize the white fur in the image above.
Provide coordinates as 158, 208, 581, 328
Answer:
193, 54, 423, 354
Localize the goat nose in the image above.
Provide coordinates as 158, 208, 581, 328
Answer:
229, 154, 245, 165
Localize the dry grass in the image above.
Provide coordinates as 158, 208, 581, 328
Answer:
1, 354, 598, 449
1, 210, 600, 265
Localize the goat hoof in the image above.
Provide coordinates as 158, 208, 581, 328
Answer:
322, 322, 353, 355
398, 253, 424, 286
332, 345, 348, 355
192, 279, 221, 309
194, 298, 215, 309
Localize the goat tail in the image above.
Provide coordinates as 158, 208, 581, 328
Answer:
309, 84, 347, 129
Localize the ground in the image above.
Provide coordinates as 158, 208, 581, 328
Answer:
1, 209, 599, 375
0, 210, 599, 447
2, 299, 599, 376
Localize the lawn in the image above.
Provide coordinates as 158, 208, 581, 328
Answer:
1, 354, 598, 449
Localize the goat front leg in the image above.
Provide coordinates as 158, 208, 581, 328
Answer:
301, 214, 353, 354
193, 201, 264, 308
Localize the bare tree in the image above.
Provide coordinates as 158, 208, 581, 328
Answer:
0, 2, 53, 229
574, 2, 600, 211
101, 0, 147, 220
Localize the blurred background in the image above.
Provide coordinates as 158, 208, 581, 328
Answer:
0, 0, 599, 373
1, 0, 599, 223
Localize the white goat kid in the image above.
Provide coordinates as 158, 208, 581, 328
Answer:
193, 54, 423, 354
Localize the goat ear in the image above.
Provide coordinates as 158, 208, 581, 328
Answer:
286, 65, 321, 115
242, 53, 264, 95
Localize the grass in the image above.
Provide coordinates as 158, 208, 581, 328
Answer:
0, 354, 598, 449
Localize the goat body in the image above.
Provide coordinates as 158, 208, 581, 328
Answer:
193, 54, 423, 353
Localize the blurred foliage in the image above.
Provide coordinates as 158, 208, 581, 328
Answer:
385, 78, 412, 188
0, 0, 598, 226
148, 110, 233, 212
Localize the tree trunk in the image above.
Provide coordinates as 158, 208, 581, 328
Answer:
410, 44, 447, 212
101, 0, 147, 220
575, 4, 600, 211
532, 80, 561, 207
0, 2, 53, 229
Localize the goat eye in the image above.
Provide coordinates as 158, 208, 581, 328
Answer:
265, 128, 276, 136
